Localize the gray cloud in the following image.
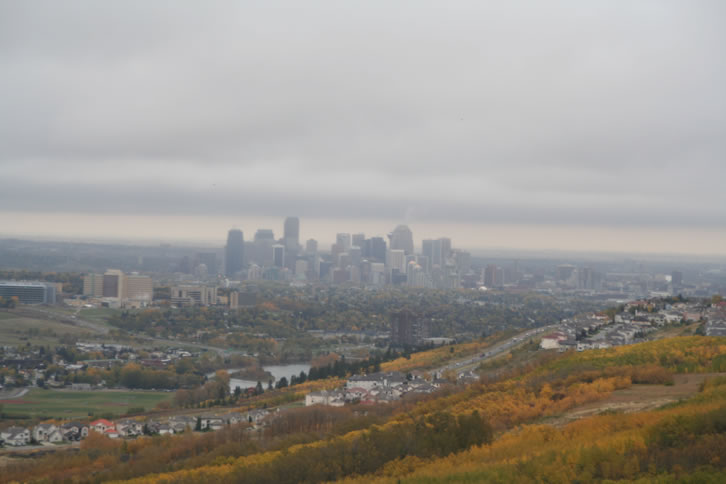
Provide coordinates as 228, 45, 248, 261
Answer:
1, 1, 725, 231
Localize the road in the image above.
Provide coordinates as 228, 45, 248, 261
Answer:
433, 324, 559, 377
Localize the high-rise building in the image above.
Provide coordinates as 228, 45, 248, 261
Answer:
170, 285, 218, 306
352, 233, 366, 249
349, 245, 362, 266
336, 233, 352, 251
390, 310, 430, 346
671, 270, 683, 286
83, 273, 104, 297
252, 229, 275, 266
484, 264, 500, 287
254, 229, 275, 242
103, 269, 125, 298
0, 281, 57, 305
387, 249, 406, 273
369, 262, 386, 285
389, 225, 414, 255
225, 229, 244, 277
124, 274, 153, 302
272, 244, 285, 267
422, 238, 444, 267
439, 237, 452, 261
305, 239, 318, 255
283, 217, 300, 251
365, 237, 387, 262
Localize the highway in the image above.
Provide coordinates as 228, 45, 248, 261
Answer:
433, 324, 560, 377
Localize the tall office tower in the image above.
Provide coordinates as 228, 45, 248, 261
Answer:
422, 239, 434, 263
352, 233, 366, 249
389, 225, 414, 255
103, 269, 125, 298
484, 264, 499, 287
124, 274, 153, 302
253, 229, 275, 266
422, 239, 443, 268
370, 262, 386, 285
349, 245, 362, 266
671, 270, 683, 286
390, 310, 429, 346
336, 233, 352, 251
432, 239, 444, 266
417, 255, 431, 273
225, 229, 244, 277
283, 216, 300, 251
367, 237, 387, 262
83, 273, 104, 297
305, 238, 318, 255
439, 238, 452, 261
254, 229, 275, 242
387, 249, 406, 273
272, 244, 285, 267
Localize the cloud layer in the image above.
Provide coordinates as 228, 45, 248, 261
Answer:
1, 1, 725, 233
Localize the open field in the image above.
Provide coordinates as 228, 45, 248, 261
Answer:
0, 388, 173, 419
544, 372, 724, 426
77, 307, 118, 325
0, 312, 93, 345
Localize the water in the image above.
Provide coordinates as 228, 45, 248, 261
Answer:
224, 363, 311, 391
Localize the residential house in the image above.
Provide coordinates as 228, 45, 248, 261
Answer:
60, 421, 89, 441
200, 415, 224, 431
33, 423, 62, 443
1, 427, 31, 446
116, 419, 144, 437
90, 419, 115, 433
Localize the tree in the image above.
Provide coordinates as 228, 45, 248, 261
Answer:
195, 417, 202, 431
256, 381, 264, 395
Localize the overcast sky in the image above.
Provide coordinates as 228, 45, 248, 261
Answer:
1, 1, 725, 254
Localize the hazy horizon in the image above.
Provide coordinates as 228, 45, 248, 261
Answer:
2, 212, 726, 260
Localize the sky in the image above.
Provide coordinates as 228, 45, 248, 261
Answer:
1, 1, 725, 254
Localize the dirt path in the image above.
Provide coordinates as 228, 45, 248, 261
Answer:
547, 373, 724, 426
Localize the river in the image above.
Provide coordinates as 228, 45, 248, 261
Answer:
215, 363, 312, 391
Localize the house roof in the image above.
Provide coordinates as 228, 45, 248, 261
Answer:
91, 419, 114, 427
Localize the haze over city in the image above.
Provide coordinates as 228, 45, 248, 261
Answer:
1, 1, 725, 255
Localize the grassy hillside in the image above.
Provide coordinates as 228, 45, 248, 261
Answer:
2, 336, 725, 483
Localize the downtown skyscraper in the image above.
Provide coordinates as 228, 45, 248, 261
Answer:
225, 229, 244, 277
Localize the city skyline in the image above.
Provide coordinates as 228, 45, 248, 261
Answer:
2, 212, 726, 258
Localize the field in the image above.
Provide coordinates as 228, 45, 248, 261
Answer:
77, 307, 119, 325
0, 311, 93, 345
0, 388, 173, 419
544, 372, 717, 426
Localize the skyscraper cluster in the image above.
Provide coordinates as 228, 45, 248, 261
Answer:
223, 217, 472, 288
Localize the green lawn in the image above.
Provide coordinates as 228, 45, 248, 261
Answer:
0, 388, 173, 419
